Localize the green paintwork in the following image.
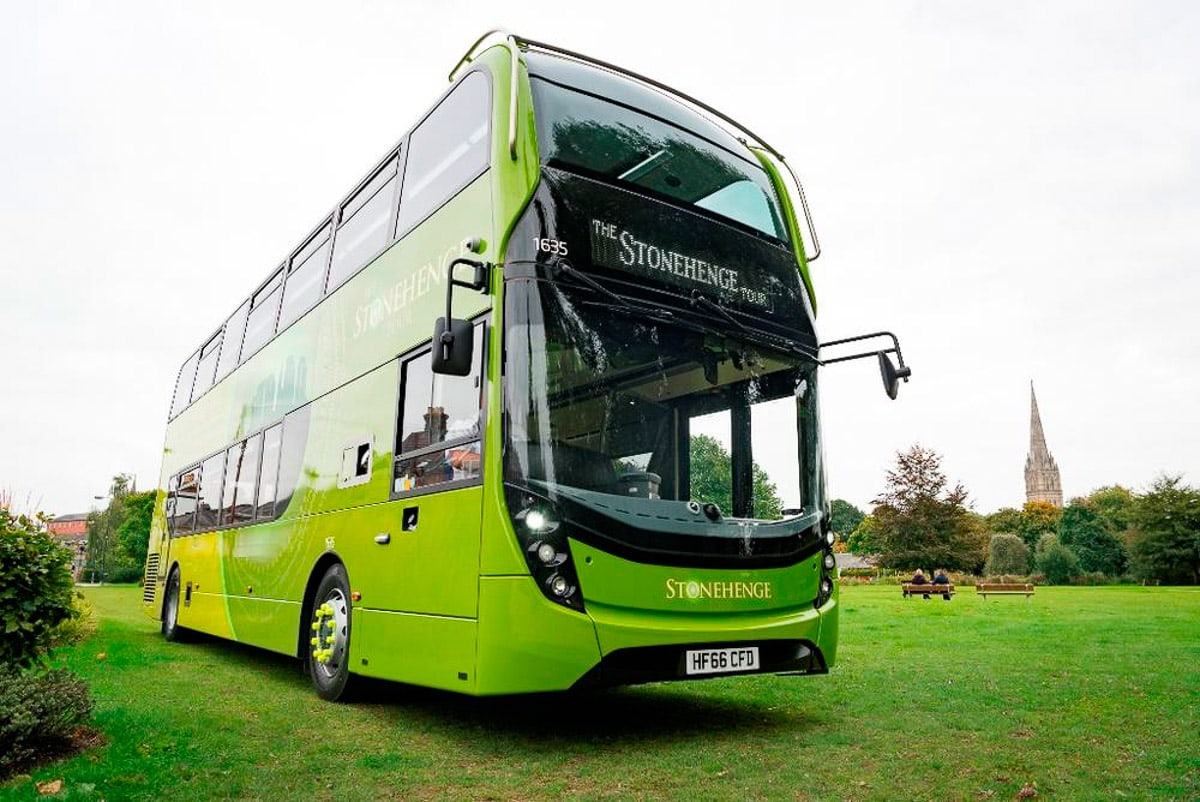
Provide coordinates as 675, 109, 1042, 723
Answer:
143, 41, 836, 696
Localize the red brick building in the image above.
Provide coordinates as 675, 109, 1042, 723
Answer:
47, 513, 89, 578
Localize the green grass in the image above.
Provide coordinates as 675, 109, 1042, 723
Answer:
4, 585, 1198, 800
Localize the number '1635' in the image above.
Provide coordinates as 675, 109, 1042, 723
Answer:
532, 237, 568, 256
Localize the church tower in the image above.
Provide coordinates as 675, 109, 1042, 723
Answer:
1025, 383, 1063, 507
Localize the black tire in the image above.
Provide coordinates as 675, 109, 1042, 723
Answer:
162, 567, 187, 642
307, 563, 356, 702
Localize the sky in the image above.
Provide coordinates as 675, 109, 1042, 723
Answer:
2, 0, 1198, 517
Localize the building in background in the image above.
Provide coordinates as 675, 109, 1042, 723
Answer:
47, 512, 89, 578
1025, 383, 1063, 507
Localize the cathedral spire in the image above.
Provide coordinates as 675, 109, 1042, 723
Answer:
1025, 382, 1062, 506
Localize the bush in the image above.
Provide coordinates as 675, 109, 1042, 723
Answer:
0, 669, 94, 777
106, 558, 145, 584
50, 594, 96, 650
1, 509, 79, 667
985, 533, 1032, 576
1035, 534, 1081, 585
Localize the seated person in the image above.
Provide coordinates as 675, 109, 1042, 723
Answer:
932, 568, 952, 600
910, 568, 930, 599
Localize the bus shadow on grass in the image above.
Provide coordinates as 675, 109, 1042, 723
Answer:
167, 633, 809, 745
354, 677, 807, 746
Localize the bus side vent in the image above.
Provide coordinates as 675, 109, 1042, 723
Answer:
143, 554, 160, 605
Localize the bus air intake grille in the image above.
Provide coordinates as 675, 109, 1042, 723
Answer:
142, 554, 160, 604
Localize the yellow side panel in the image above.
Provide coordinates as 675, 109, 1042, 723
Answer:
354, 609, 476, 693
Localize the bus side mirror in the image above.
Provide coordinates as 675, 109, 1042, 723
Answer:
433, 317, 474, 375
819, 331, 912, 400
878, 351, 912, 401
432, 257, 489, 376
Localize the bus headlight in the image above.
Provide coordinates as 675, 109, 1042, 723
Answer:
506, 485, 585, 612
815, 524, 836, 608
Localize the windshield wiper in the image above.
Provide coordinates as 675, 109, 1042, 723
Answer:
553, 261, 678, 322
688, 290, 748, 333
552, 261, 625, 304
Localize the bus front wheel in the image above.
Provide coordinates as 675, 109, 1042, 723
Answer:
307, 563, 355, 701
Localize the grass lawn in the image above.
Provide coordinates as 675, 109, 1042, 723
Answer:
3, 584, 1197, 801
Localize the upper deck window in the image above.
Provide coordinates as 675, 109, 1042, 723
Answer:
397, 71, 490, 234
241, 267, 284, 361
279, 223, 332, 331
170, 351, 200, 419
530, 72, 787, 244
328, 157, 398, 292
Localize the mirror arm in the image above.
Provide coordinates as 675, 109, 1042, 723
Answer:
820, 331, 909, 371
440, 257, 490, 360
444, 258, 490, 325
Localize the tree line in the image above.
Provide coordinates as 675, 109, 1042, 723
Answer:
83, 474, 155, 584
836, 445, 1200, 585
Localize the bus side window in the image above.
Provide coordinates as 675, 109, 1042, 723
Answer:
221, 433, 262, 526
394, 321, 484, 492
396, 71, 490, 236
165, 475, 179, 537
169, 351, 200, 420
272, 406, 312, 518
214, 299, 250, 384
257, 423, 283, 520
278, 223, 332, 331
195, 451, 226, 530
191, 328, 224, 402
328, 156, 399, 293
241, 268, 284, 362
174, 467, 200, 536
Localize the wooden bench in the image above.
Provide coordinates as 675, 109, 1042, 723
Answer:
902, 583, 955, 598
976, 583, 1035, 598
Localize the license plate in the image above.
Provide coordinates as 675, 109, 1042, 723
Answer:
684, 646, 760, 676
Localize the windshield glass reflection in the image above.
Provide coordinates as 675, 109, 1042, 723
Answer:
504, 278, 819, 522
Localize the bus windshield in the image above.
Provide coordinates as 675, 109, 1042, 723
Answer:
504, 277, 820, 524
531, 76, 789, 244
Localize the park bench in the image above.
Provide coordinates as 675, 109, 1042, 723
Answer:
975, 582, 1035, 598
902, 583, 955, 598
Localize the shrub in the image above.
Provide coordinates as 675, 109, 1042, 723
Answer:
1035, 534, 1081, 585
0, 669, 94, 777
50, 594, 96, 650
1, 509, 79, 667
985, 533, 1032, 576
106, 558, 145, 584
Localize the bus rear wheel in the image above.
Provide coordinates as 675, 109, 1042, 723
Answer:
307, 563, 355, 701
162, 567, 186, 642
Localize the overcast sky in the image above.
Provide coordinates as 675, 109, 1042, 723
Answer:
2, 1, 1197, 517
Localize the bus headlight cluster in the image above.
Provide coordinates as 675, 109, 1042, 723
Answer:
507, 487, 585, 613
815, 524, 836, 608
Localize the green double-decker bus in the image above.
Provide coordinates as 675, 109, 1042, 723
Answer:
142, 32, 910, 700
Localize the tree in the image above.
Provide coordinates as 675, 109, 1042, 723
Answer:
984, 533, 1031, 576
116, 490, 156, 571
870, 445, 987, 572
984, 507, 1022, 535
689, 435, 783, 519
1088, 485, 1135, 534
829, 499, 865, 541
846, 515, 880, 556
1035, 533, 1081, 585
85, 474, 147, 583
1017, 501, 1062, 551
1129, 475, 1200, 585
1058, 498, 1127, 576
